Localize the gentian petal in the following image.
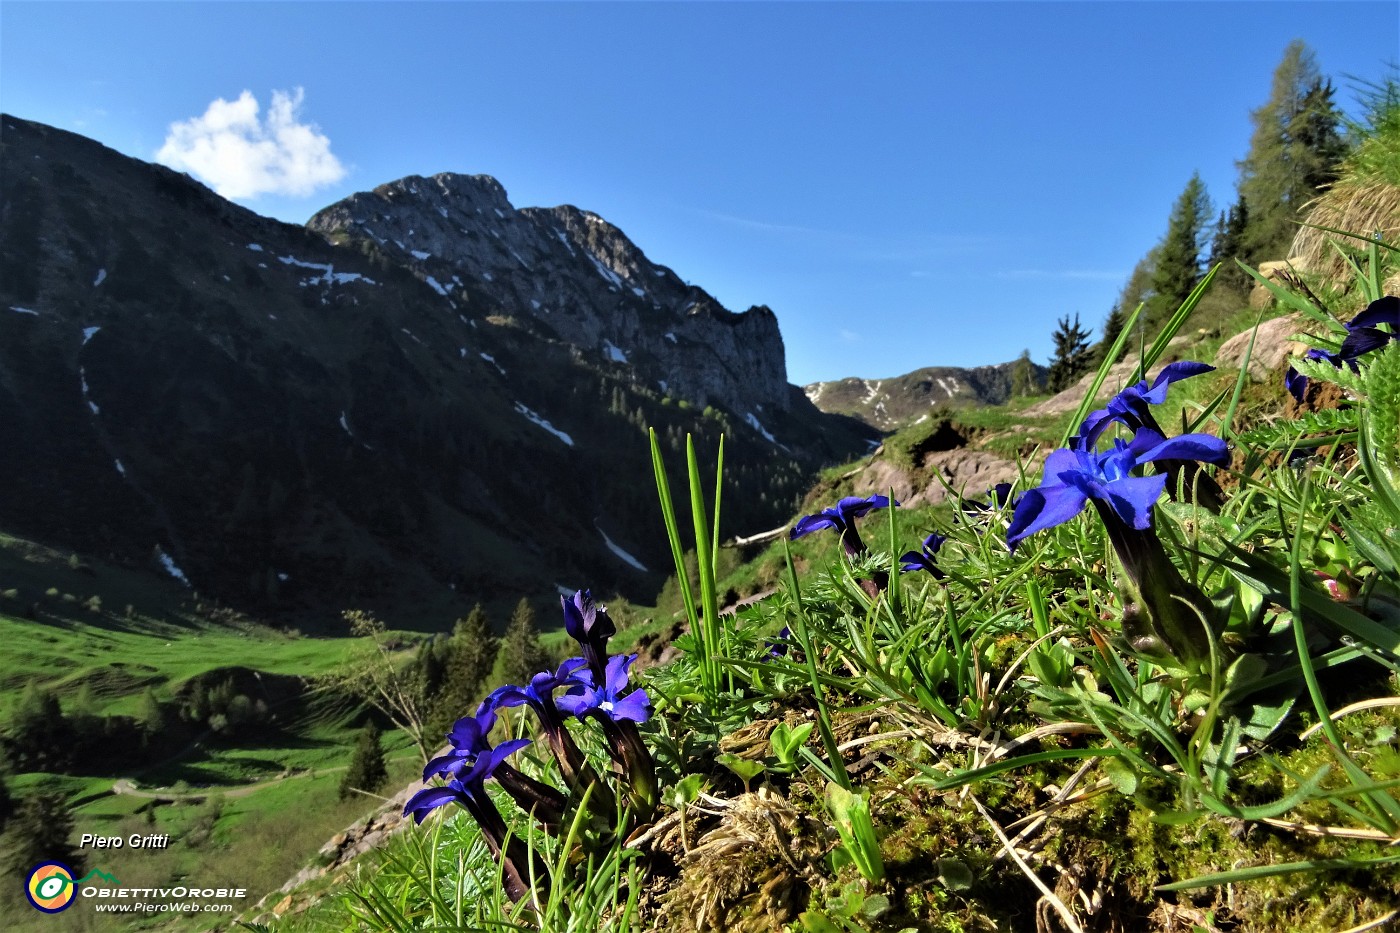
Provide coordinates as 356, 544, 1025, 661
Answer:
487, 738, 531, 771
610, 688, 652, 723
1076, 407, 1116, 449
1043, 447, 1085, 484
1144, 361, 1215, 403
555, 688, 595, 718
1006, 485, 1088, 551
561, 591, 588, 641
602, 653, 636, 693
404, 786, 463, 823
1135, 432, 1231, 468
447, 715, 488, 752
838, 495, 894, 519
487, 683, 530, 710
1285, 366, 1307, 403
791, 512, 839, 539
423, 751, 468, 781
898, 551, 935, 574
1348, 295, 1400, 331
1097, 474, 1169, 530
1339, 326, 1395, 361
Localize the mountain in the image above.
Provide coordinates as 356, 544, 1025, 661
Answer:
0, 115, 875, 625
802, 360, 1048, 431
306, 175, 788, 417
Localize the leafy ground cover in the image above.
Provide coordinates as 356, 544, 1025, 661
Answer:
267, 243, 1400, 933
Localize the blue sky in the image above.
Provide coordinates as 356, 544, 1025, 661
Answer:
3, 2, 1396, 385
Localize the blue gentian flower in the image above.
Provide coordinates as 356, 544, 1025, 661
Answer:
791, 494, 897, 556
557, 654, 651, 723
1009, 426, 1229, 667
422, 707, 566, 831
486, 658, 613, 810
1286, 296, 1398, 402
557, 653, 657, 821
766, 626, 793, 658
423, 707, 531, 782
403, 746, 544, 902
406, 745, 518, 823
1339, 294, 1400, 359
1074, 362, 1214, 450
1007, 429, 1229, 552
899, 533, 948, 578
562, 589, 616, 684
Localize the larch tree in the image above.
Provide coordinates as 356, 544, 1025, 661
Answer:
1237, 40, 1349, 262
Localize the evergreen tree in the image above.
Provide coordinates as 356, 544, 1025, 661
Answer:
1094, 303, 1128, 365
1208, 194, 1251, 291
3, 685, 71, 772
430, 604, 499, 734
4, 793, 83, 886
138, 688, 167, 738
1147, 173, 1213, 328
339, 720, 389, 800
498, 598, 550, 687
1237, 41, 1350, 262
1047, 314, 1094, 393
1009, 349, 1037, 397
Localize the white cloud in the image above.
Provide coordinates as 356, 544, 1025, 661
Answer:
156, 88, 346, 199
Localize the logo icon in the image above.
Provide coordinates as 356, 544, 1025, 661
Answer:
25, 862, 77, 913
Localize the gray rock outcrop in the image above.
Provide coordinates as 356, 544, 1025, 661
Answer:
308, 174, 790, 414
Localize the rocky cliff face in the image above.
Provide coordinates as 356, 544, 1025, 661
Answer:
0, 116, 873, 623
307, 174, 790, 415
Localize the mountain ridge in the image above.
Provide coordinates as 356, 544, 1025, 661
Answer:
0, 114, 874, 626
803, 359, 1048, 431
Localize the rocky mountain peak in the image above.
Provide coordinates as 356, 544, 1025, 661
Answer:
308, 175, 790, 414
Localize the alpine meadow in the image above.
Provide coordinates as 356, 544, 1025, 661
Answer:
1, 11, 1399, 933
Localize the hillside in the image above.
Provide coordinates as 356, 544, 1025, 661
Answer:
0, 115, 875, 626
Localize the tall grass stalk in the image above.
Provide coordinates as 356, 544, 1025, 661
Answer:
649, 429, 726, 704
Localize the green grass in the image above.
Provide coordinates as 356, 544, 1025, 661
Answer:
274, 246, 1400, 933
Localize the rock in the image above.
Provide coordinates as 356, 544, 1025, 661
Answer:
1214, 314, 1309, 381
1022, 358, 1142, 418
272, 895, 294, 916
918, 450, 1020, 505
851, 449, 1018, 508
307, 174, 790, 415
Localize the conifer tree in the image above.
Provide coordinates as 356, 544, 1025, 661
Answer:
430, 604, 499, 734
499, 598, 550, 687
138, 688, 166, 736
1009, 350, 1037, 397
1094, 303, 1128, 365
4, 793, 83, 887
339, 720, 389, 800
1208, 194, 1251, 291
1147, 173, 1213, 328
1047, 314, 1094, 393
1237, 41, 1349, 262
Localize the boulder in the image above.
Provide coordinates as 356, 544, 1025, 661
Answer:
1214, 314, 1309, 381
